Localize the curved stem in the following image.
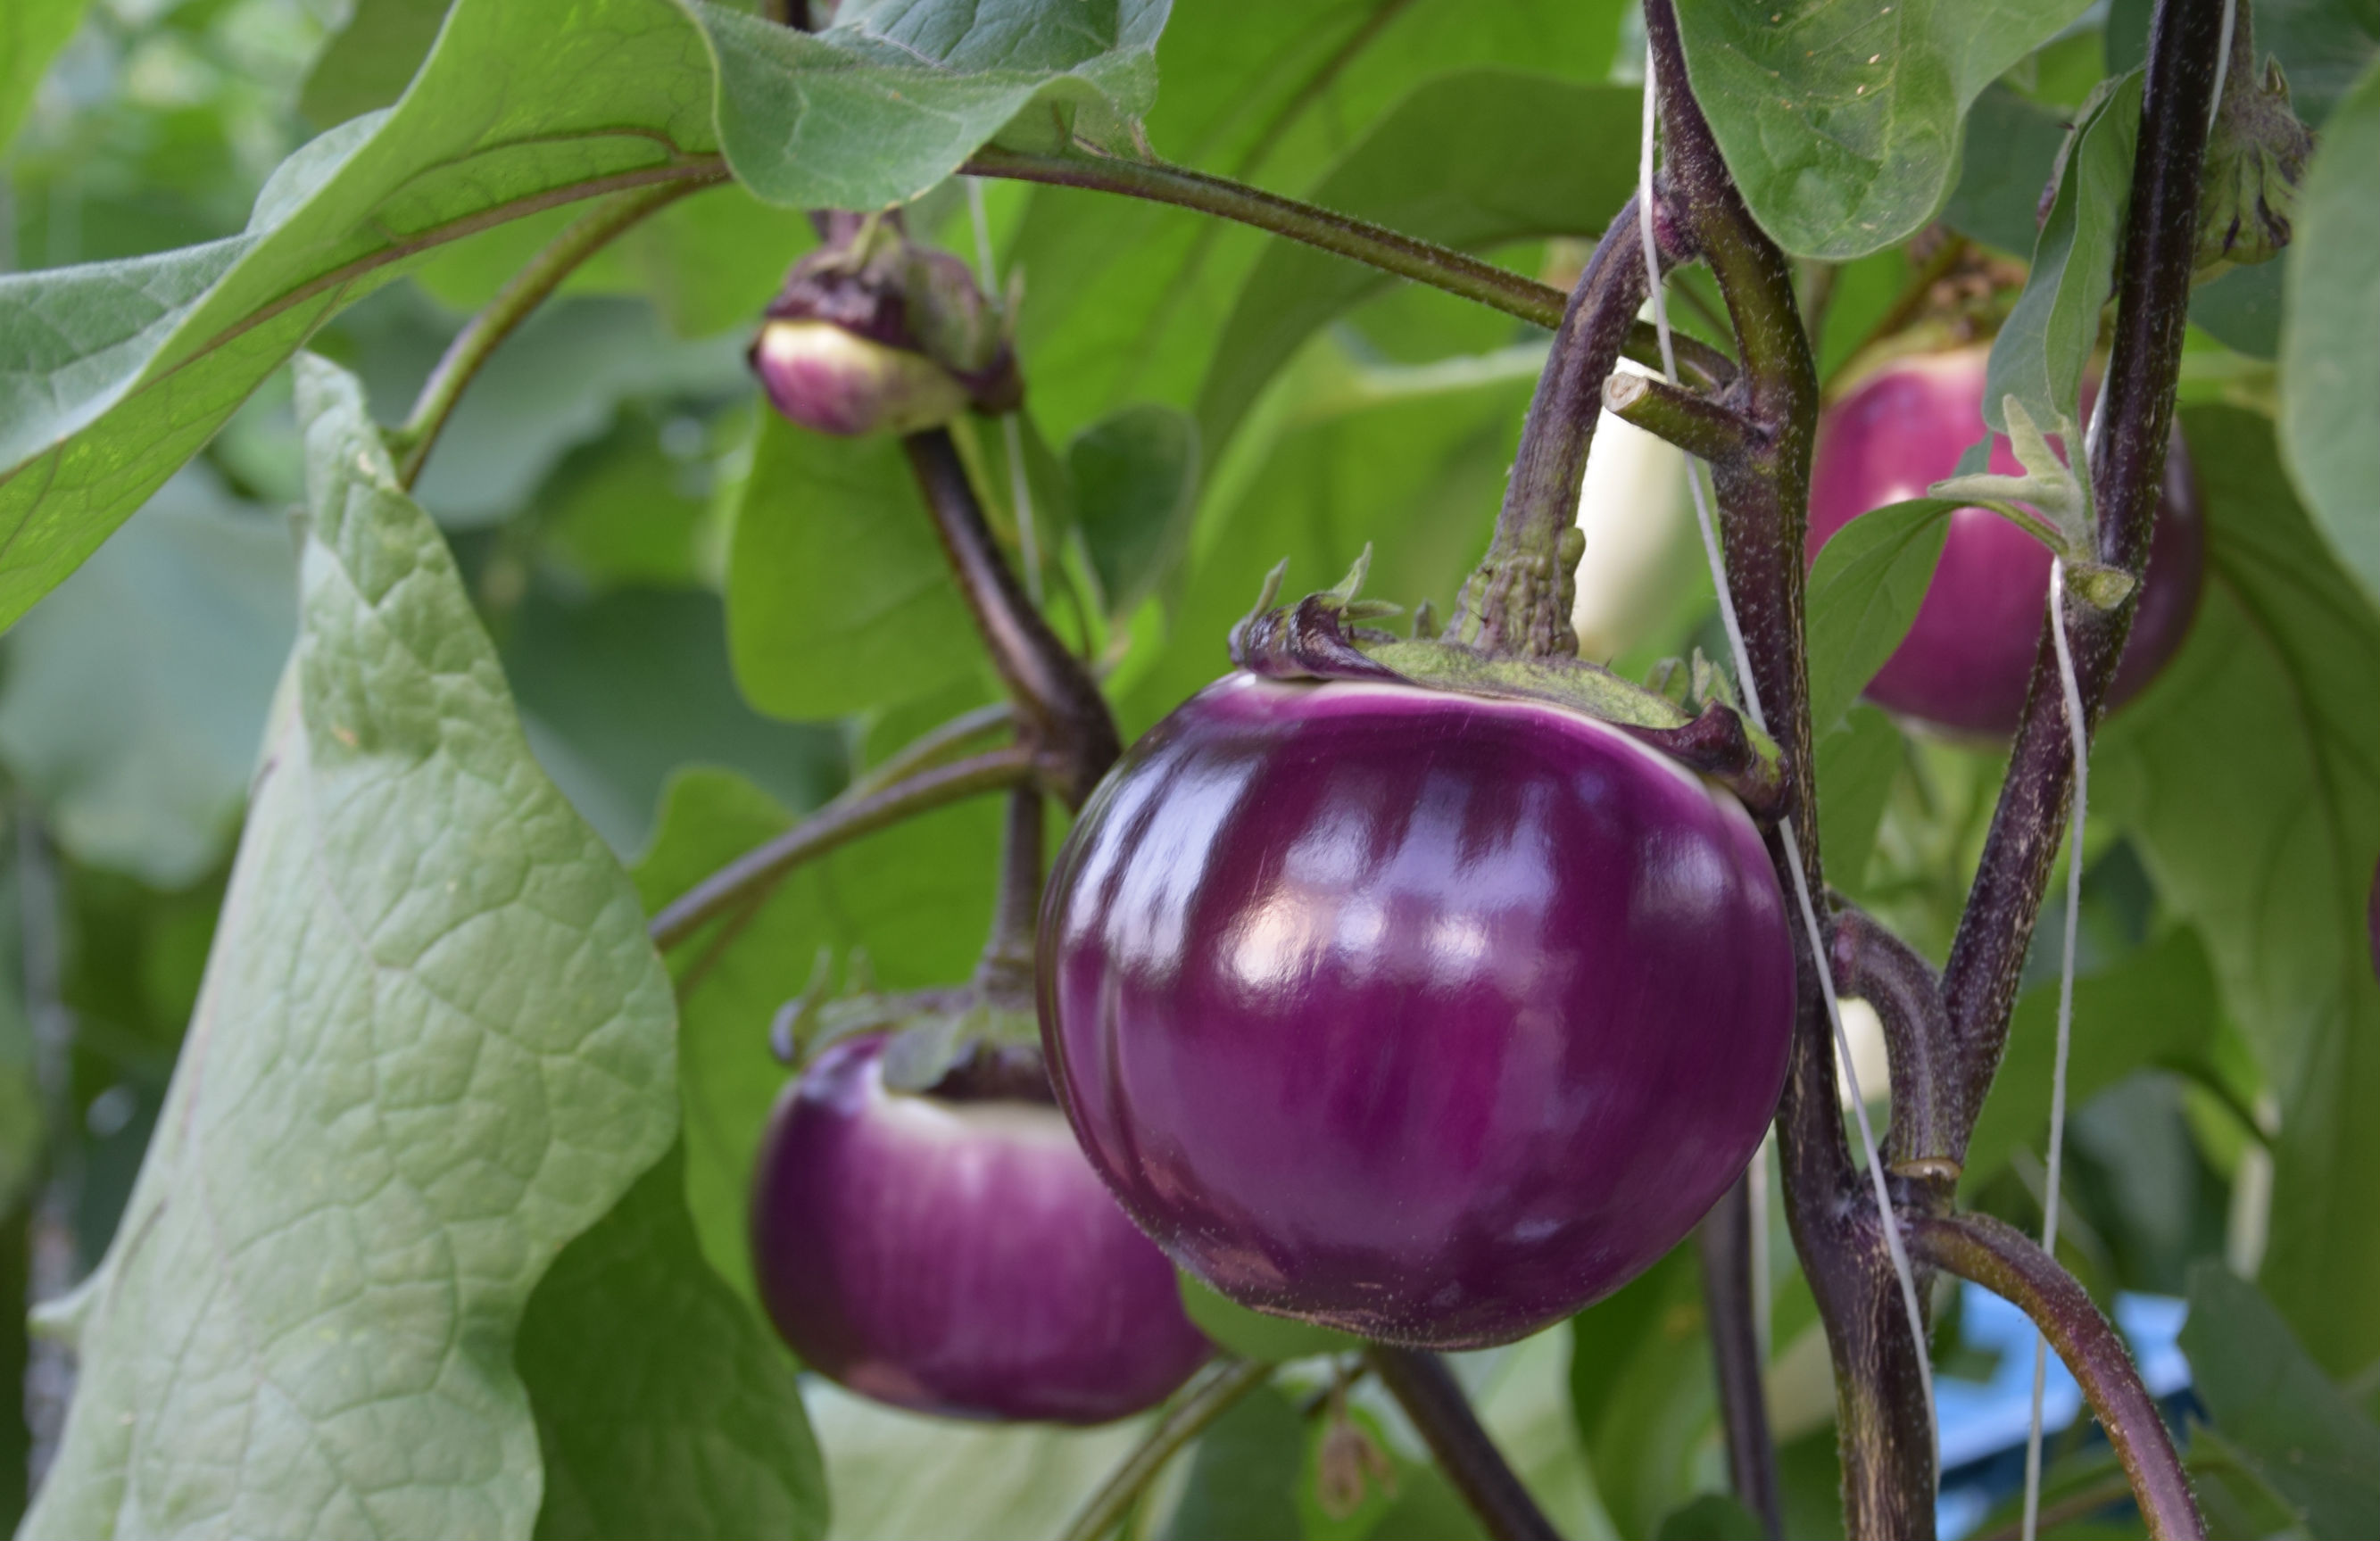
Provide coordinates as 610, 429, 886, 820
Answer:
1940, 0, 2228, 1138
1056, 1358, 1273, 1541
1447, 196, 1655, 657
646, 746, 1032, 950
902, 428, 1121, 807
1907, 1213, 2205, 1541
848, 701, 1017, 799
961, 145, 1732, 393
394, 179, 700, 489
1698, 1175, 1784, 1540
1832, 906, 1958, 1180
1366, 1347, 1563, 1541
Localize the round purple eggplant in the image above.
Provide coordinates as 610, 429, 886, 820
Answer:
1038, 675, 1796, 1348
1807, 347, 2205, 737
750, 1032, 1211, 1423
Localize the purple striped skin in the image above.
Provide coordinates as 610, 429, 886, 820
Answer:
1039, 675, 1796, 1349
750, 1033, 1211, 1424
1808, 348, 2205, 738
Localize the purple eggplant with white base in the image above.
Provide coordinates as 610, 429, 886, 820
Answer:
750, 1032, 1210, 1424
1039, 673, 1796, 1349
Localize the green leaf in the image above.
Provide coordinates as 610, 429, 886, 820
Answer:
1655, 1492, 1767, 1541
2094, 405, 2380, 1373
1194, 70, 1641, 462
807, 1384, 1152, 1541
1007, 1, 1625, 444
410, 297, 748, 530
1941, 83, 2072, 259
1983, 70, 2142, 443
726, 415, 983, 721
1814, 703, 1901, 887
411, 178, 818, 340
2280, 54, 2380, 612
1072, 403, 1198, 615
1177, 1272, 1362, 1362
687, 0, 1167, 210
1960, 928, 2221, 1192
0, 467, 294, 887
518, 1144, 828, 1541
2180, 1263, 2380, 1539
1157, 1383, 1305, 1541
1803, 497, 1958, 735
1567, 1246, 1712, 1541
21, 356, 677, 1541
632, 767, 999, 1301
2260, 0, 2380, 127
0, 0, 726, 636
2192, 259, 2286, 360
0, 0, 87, 155
1124, 342, 1538, 737
1672, 0, 2094, 260
298, 0, 452, 128
502, 583, 845, 858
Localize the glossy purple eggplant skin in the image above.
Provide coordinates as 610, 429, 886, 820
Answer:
750, 1033, 1211, 1424
1039, 675, 1796, 1348
1808, 348, 2205, 737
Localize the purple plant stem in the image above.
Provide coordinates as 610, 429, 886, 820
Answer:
1906, 1214, 2204, 1541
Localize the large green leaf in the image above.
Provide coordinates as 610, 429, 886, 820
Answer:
1803, 497, 1957, 735
0, 0, 724, 636
2095, 405, 2380, 1373
2180, 1263, 2380, 1539
1983, 70, 2141, 441
1672, 0, 2094, 260
686, 0, 1168, 209
21, 356, 677, 1540
1960, 928, 2221, 1190
518, 1144, 827, 1541
725, 416, 984, 721
1193, 70, 1641, 462
1814, 702, 1901, 887
632, 766, 999, 1300
2280, 55, 2380, 612
0, 0, 86, 155
0, 467, 294, 887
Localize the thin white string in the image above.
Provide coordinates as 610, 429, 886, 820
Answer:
2209, 0, 2239, 134
966, 177, 1042, 601
1638, 46, 1937, 1454
2022, 559, 2091, 1541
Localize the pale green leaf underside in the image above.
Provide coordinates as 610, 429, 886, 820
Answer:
21, 357, 677, 1541
0, 0, 723, 638
0, 0, 1169, 643
2280, 56, 2380, 612
1673, 0, 2094, 260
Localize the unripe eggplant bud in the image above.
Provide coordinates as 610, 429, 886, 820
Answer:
750, 220, 1020, 436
